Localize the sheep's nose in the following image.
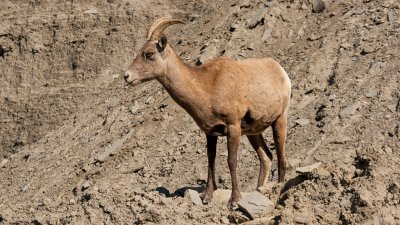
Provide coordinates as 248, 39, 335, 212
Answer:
124, 71, 130, 80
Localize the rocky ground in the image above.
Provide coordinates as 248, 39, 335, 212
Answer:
0, 0, 399, 224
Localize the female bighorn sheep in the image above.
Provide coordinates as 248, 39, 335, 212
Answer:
124, 17, 291, 205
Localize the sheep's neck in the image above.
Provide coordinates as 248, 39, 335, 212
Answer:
157, 46, 210, 124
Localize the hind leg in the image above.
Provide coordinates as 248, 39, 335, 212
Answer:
247, 134, 273, 188
272, 113, 288, 182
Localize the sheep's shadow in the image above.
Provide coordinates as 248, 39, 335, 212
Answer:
277, 175, 307, 206
155, 185, 205, 198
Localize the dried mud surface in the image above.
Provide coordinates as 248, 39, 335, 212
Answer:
0, 0, 399, 224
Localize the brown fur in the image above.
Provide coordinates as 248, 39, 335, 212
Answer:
124, 36, 291, 205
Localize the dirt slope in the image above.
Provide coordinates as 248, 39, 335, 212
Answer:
0, 0, 399, 224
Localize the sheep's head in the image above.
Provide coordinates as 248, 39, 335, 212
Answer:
124, 17, 185, 86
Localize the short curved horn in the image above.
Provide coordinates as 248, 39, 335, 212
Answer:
147, 17, 185, 41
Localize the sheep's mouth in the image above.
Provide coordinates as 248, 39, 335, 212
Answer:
126, 77, 153, 87
128, 79, 141, 86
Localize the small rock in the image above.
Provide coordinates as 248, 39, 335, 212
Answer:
221, 216, 230, 224
112, 73, 120, 79
388, 182, 399, 194
328, 94, 336, 101
238, 191, 274, 219
240, 0, 251, 8
82, 180, 90, 190
198, 45, 217, 65
246, 7, 267, 29
288, 158, 301, 169
229, 23, 239, 32
145, 96, 153, 104
340, 102, 360, 117
351, 8, 364, 16
384, 146, 392, 154
365, 90, 378, 98
139, 198, 149, 208
361, 45, 375, 55
242, 216, 275, 225
296, 162, 322, 174
21, 183, 30, 192
312, 0, 326, 13
133, 187, 145, 195
84, 8, 98, 15
213, 189, 232, 203
188, 14, 199, 22
368, 61, 385, 75
0, 159, 9, 168
387, 10, 397, 26
340, 42, 352, 49
185, 189, 203, 206
69, 199, 76, 204
301, 2, 308, 10
294, 118, 309, 126
130, 103, 140, 114
294, 212, 312, 224
261, 28, 272, 42
264, 0, 275, 8
330, 135, 351, 144
330, 116, 340, 125
297, 95, 316, 110
247, 43, 255, 50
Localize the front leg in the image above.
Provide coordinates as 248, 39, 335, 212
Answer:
227, 124, 242, 205
201, 134, 218, 204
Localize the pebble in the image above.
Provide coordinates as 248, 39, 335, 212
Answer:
0, 159, 9, 168
293, 212, 312, 224
312, 0, 326, 13
330, 135, 351, 144
340, 102, 360, 117
297, 95, 316, 110
340, 42, 352, 49
246, 7, 267, 29
238, 191, 274, 219
133, 187, 145, 195
198, 45, 217, 65
239, 0, 251, 8
220, 150, 228, 156
261, 28, 272, 42
130, 103, 140, 114
145, 96, 153, 104
213, 189, 232, 203
221, 216, 230, 224
21, 183, 30, 192
361, 45, 375, 55
365, 90, 378, 98
295, 118, 309, 126
84, 8, 98, 15
387, 10, 397, 25
296, 162, 322, 174
328, 94, 336, 101
82, 180, 90, 190
388, 182, 399, 194
185, 189, 203, 206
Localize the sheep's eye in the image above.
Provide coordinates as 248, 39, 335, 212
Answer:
145, 52, 154, 60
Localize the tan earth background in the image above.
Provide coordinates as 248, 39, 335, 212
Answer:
0, 0, 399, 224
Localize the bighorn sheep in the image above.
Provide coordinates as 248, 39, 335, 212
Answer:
124, 17, 291, 205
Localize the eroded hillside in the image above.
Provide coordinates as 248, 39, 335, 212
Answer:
0, 0, 399, 224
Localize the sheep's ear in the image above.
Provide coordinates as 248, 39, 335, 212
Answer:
157, 35, 167, 52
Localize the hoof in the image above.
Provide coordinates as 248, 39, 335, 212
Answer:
227, 200, 239, 210
228, 193, 241, 209
200, 193, 212, 204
